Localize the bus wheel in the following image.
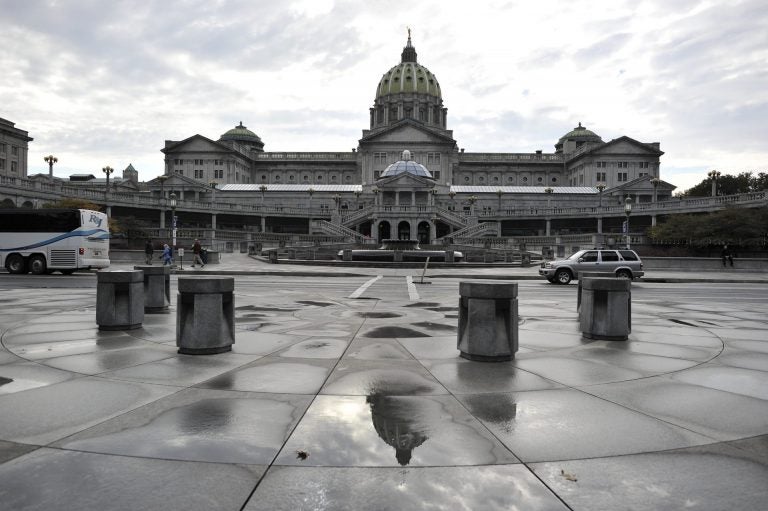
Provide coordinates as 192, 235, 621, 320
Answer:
29, 255, 47, 275
6, 254, 27, 274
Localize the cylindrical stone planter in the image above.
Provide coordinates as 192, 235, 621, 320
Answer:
96, 270, 144, 330
577, 271, 620, 312
176, 277, 235, 355
134, 265, 171, 313
457, 281, 519, 361
579, 277, 632, 341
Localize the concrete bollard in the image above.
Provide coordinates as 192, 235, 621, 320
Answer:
393, 251, 403, 262
579, 277, 631, 341
445, 250, 455, 263
577, 271, 619, 312
268, 250, 278, 264
96, 270, 144, 330
134, 265, 171, 313
342, 249, 352, 261
288, 249, 296, 260
457, 281, 518, 361
177, 277, 235, 354
484, 252, 495, 263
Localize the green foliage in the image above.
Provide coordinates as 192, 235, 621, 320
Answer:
649, 206, 768, 245
110, 216, 150, 238
42, 198, 102, 211
682, 171, 768, 197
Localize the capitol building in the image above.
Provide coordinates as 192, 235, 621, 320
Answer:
154, 34, 673, 241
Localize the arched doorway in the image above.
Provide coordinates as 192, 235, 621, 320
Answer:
397, 221, 411, 240
0, 198, 15, 208
378, 221, 391, 242
417, 221, 431, 244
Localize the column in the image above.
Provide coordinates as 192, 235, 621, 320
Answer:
211, 214, 217, 240
260, 216, 266, 232
651, 214, 657, 227
106, 205, 112, 218
160, 210, 165, 229
409, 221, 416, 240
545, 218, 551, 236
430, 221, 436, 242
411, 191, 416, 206
597, 217, 603, 233
395, 192, 400, 206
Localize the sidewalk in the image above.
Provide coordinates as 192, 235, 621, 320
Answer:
0, 258, 766, 509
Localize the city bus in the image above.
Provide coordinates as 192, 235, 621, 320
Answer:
0, 208, 111, 274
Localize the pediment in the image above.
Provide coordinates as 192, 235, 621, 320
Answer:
162, 134, 234, 154
360, 120, 455, 145
596, 136, 663, 156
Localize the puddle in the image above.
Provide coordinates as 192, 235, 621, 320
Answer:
404, 302, 440, 308
296, 301, 334, 307
0, 377, 13, 386
364, 326, 429, 338
412, 322, 457, 332
670, 319, 698, 327
238, 322, 272, 329
444, 314, 459, 319
236, 305, 298, 312
357, 312, 402, 319
426, 307, 459, 312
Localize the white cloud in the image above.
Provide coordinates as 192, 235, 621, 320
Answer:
1, 0, 766, 192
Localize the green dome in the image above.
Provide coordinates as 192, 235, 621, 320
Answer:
219, 122, 263, 146
558, 122, 602, 143
375, 34, 441, 100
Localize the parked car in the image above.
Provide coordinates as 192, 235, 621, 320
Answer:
538, 249, 644, 284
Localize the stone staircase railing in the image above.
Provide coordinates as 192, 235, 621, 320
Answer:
438, 221, 499, 240
315, 220, 368, 242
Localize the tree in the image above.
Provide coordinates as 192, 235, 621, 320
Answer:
43, 198, 102, 211
648, 206, 768, 246
681, 171, 768, 197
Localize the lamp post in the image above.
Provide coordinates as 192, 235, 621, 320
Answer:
496, 189, 503, 212
307, 187, 315, 230
707, 170, 721, 197
44, 155, 58, 180
650, 178, 660, 203
544, 187, 554, 209
354, 190, 361, 209
170, 192, 177, 251
333, 194, 342, 213
448, 190, 456, 210
468, 195, 478, 216
624, 196, 633, 249
372, 187, 379, 206
209, 181, 217, 203
596, 183, 606, 208
259, 184, 267, 208
102, 166, 114, 200
158, 175, 169, 201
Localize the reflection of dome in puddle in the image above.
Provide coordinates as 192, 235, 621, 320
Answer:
367, 393, 429, 466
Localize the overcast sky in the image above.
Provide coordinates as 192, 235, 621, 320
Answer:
2, 0, 766, 192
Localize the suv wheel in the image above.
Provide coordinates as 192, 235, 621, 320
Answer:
555, 269, 572, 285
616, 269, 632, 280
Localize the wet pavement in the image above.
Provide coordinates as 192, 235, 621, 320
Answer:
0, 255, 767, 510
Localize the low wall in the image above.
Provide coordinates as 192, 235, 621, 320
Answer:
110, 250, 220, 264
642, 257, 768, 271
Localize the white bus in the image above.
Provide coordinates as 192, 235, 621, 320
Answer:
0, 208, 111, 274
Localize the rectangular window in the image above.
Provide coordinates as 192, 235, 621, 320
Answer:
596, 172, 606, 182
639, 162, 649, 169
214, 159, 223, 166
427, 152, 441, 165
596, 161, 607, 168
639, 172, 648, 177
617, 161, 628, 168
11, 161, 17, 173
373, 152, 387, 165
11, 146, 18, 156
174, 159, 184, 165
194, 169, 204, 179
617, 172, 628, 182
0, 158, 5, 170
432, 170, 441, 180
175, 168, 183, 175
0, 143, 5, 153
214, 169, 223, 179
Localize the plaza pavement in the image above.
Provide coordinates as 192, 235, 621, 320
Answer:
0, 253, 767, 510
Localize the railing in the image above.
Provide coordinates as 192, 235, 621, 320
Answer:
439, 221, 498, 240
460, 152, 563, 162
315, 220, 367, 242
255, 152, 357, 161
341, 205, 374, 225
434, 206, 469, 227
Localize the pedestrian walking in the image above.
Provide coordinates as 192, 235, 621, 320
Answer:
144, 239, 154, 264
721, 245, 734, 267
191, 239, 205, 268
162, 244, 173, 266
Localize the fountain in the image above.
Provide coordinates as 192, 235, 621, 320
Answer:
338, 239, 463, 262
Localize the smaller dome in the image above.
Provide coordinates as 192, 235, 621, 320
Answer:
379, 150, 434, 179
558, 122, 602, 143
219, 121, 263, 145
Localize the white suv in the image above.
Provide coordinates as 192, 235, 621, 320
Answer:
539, 249, 644, 284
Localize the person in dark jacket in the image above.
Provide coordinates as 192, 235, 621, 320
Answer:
144, 240, 154, 264
191, 239, 205, 268
721, 245, 734, 267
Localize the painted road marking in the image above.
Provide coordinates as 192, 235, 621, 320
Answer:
349, 275, 383, 298
406, 275, 419, 301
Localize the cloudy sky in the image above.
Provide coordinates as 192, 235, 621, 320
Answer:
2, 0, 766, 192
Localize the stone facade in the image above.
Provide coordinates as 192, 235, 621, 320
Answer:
0, 117, 33, 179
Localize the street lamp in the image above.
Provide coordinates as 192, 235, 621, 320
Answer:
496, 189, 503, 211
707, 170, 721, 197
544, 187, 554, 209
650, 178, 660, 203
624, 196, 633, 249
596, 183, 606, 208
259, 184, 267, 208
333, 194, 342, 213
44, 155, 58, 180
468, 195, 478, 216
158, 175, 169, 202
170, 192, 177, 251
307, 187, 315, 230
102, 166, 114, 199
354, 190, 361, 209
